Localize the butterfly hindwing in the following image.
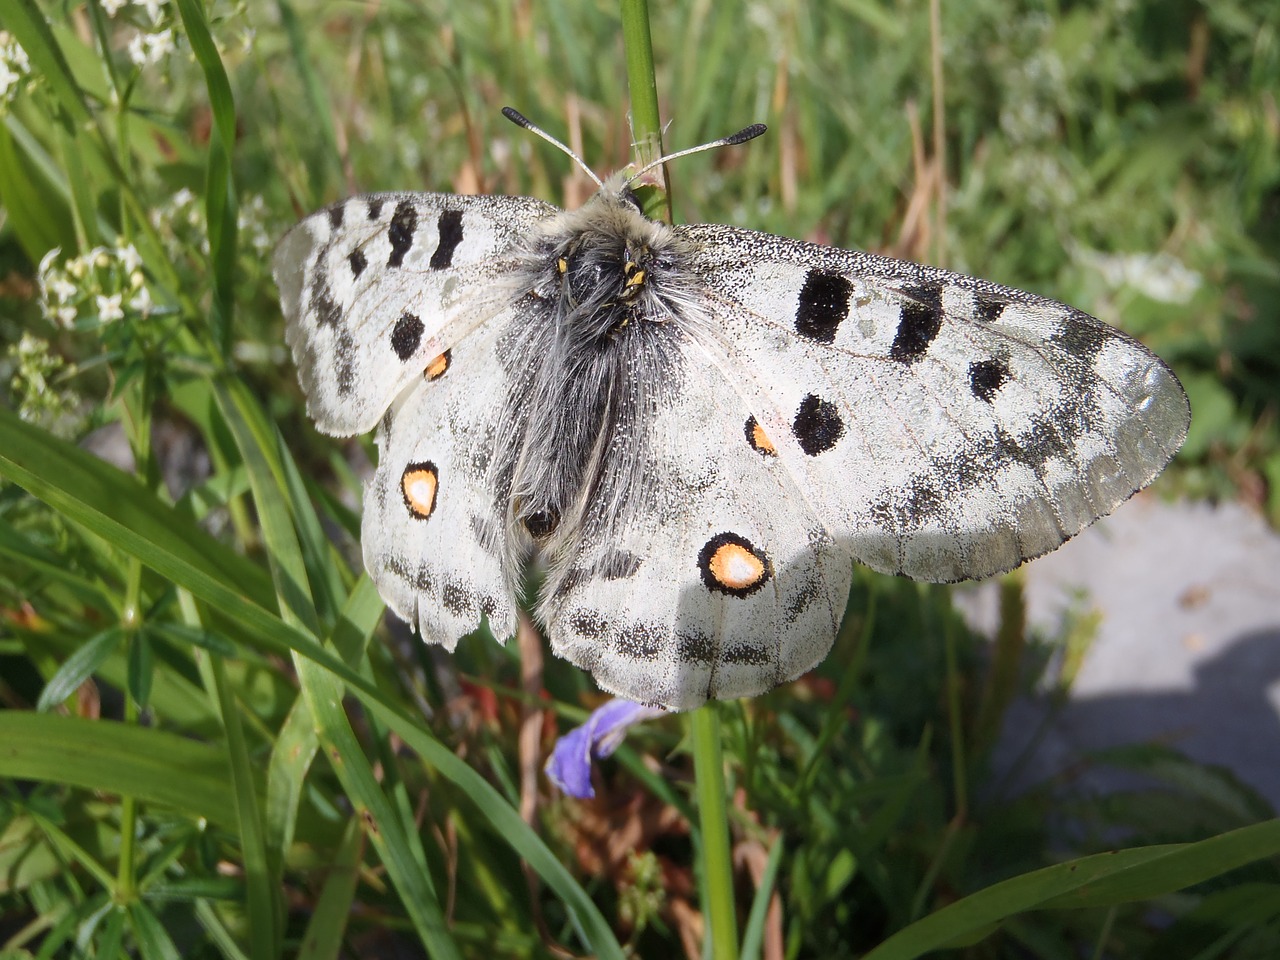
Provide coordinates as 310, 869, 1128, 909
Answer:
273, 191, 555, 436
677, 223, 1190, 583
541, 333, 853, 710
361, 313, 519, 648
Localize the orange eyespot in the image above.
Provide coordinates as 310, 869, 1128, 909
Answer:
401, 462, 438, 519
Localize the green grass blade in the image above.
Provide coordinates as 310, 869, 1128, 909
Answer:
0, 713, 236, 828
174, 0, 239, 353
864, 819, 1280, 960
206, 654, 281, 960
295, 654, 461, 959
0, 406, 276, 612
739, 837, 784, 960
296, 818, 363, 960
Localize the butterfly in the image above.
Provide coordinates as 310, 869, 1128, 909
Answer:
273, 109, 1190, 711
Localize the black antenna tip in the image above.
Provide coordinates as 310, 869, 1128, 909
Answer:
501, 106, 532, 129
725, 123, 767, 146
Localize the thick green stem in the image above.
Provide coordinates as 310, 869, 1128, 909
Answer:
692, 706, 740, 960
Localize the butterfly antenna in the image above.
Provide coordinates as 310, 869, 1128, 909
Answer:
624, 123, 767, 186
502, 106, 604, 188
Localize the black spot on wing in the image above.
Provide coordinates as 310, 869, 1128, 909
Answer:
327, 203, 345, 229
366, 198, 384, 220
387, 200, 417, 268
310, 274, 341, 328
430, 210, 464, 270
347, 248, 367, 278
722, 643, 770, 666
969, 358, 1010, 402
792, 394, 844, 456
677, 630, 716, 665
441, 578, 471, 615
387, 552, 433, 593
794, 269, 853, 344
973, 292, 1006, 323
569, 609, 608, 640
1051, 313, 1108, 362
335, 327, 356, 395
889, 284, 944, 363
616, 623, 663, 661
391, 312, 424, 360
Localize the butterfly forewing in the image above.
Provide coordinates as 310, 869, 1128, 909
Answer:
677, 223, 1190, 583
273, 191, 555, 436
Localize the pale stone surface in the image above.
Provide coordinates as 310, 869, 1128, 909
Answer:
956, 495, 1280, 809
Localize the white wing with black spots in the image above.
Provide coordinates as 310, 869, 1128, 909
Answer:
273, 192, 554, 436
361, 314, 518, 648
676, 223, 1190, 582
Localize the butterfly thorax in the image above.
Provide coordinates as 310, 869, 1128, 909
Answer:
494, 184, 706, 587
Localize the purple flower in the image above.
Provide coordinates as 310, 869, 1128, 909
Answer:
546, 699, 666, 798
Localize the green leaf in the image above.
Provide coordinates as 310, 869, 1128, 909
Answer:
0, 0, 93, 126
129, 901, 181, 960
864, 820, 1280, 960
127, 629, 155, 709
296, 817, 363, 960
35, 627, 124, 712
175, 0, 239, 352
0, 406, 276, 609
0, 713, 236, 828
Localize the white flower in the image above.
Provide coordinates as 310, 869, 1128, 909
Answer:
55, 305, 78, 328
146, 29, 175, 61
95, 293, 124, 322
118, 243, 142, 273
101, 0, 130, 16
172, 187, 195, 208
128, 285, 153, 317
127, 34, 148, 67
50, 277, 77, 303
139, 0, 166, 24
127, 28, 174, 67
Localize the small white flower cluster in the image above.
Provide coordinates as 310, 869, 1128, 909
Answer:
37, 242, 154, 330
149, 186, 210, 259
128, 28, 176, 68
102, 0, 167, 23
0, 30, 31, 106
100, 0, 178, 68
237, 194, 274, 257
150, 186, 276, 262
5, 334, 82, 437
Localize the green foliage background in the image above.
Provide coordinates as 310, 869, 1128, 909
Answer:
0, 0, 1278, 957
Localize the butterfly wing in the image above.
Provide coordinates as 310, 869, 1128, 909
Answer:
273, 191, 556, 436
674, 223, 1190, 583
540, 334, 854, 710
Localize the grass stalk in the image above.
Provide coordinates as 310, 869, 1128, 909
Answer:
692, 706, 740, 960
